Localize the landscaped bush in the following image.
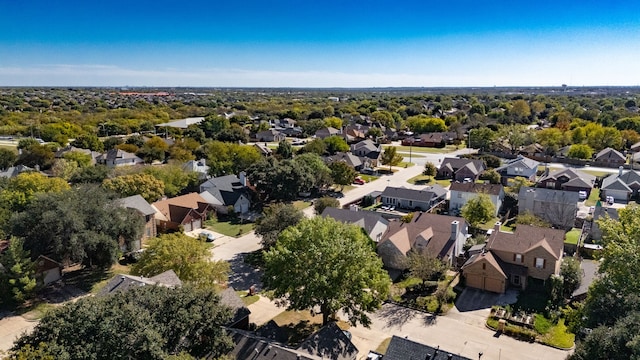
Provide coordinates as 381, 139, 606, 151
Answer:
503, 325, 537, 342
416, 296, 440, 313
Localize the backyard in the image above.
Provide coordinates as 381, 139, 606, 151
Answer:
565, 228, 581, 245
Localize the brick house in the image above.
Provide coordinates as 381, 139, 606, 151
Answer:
151, 193, 213, 232
462, 223, 565, 293
437, 158, 485, 182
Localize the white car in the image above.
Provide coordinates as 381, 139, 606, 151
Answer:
578, 191, 587, 200
199, 230, 216, 242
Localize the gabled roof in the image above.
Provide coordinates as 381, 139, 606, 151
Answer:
97, 270, 182, 296
538, 168, 596, 187
296, 322, 358, 360
449, 181, 503, 196
315, 127, 341, 137
219, 287, 251, 327
439, 158, 485, 175
379, 213, 466, 259
325, 152, 362, 168
151, 193, 209, 223
350, 139, 379, 153
0, 165, 34, 178
256, 129, 283, 137
182, 159, 209, 174
519, 186, 580, 204
383, 335, 471, 360
254, 143, 273, 155
321, 208, 389, 236
118, 195, 156, 216
496, 155, 539, 171
200, 174, 247, 206
486, 225, 565, 259
600, 171, 640, 191
96, 149, 142, 162
380, 185, 447, 203
226, 328, 314, 360
595, 147, 625, 161
35, 255, 62, 273
462, 251, 507, 278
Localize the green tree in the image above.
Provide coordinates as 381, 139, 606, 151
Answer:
168, 145, 196, 162
313, 196, 340, 215
70, 165, 111, 184
510, 99, 531, 121
255, 203, 304, 249
567, 144, 593, 159
71, 134, 104, 152
8, 342, 55, 359
132, 234, 229, 288
293, 153, 333, 190
15, 144, 54, 170
461, 194, 495, 227
506, 176, 533, 194
479, 168, 501, 184
62, 151, 92, 167
423, 162, 437, 179
275, 140, 293, 159
103, 173, 165, 202
561, 257, 582, 299
300, 138, 327, 155
570, 311, 640, 360
0, 237, 38, 305
10, 186, 144, 267
380, 146, 403, 171
405, 115, 447, 133
199, 114, 230, 138
10, 285, 233, 359
515, 211, 550, 228
202, 141, 261, 177
469, 127, 496, 150
408, 248, 447, 287
263, 217, 391, 326
247, 158, 314, 202
323, 136, 349, 155
0, 147, 17, 170
328, 161, 357, 190
50, 159, 78, 181
137, 136, 169, 163
144, 165, 199, 197
102, 136, 123, 150
324, 116, 343, 129
366, 127, 383, 139
216, 124, 249, 143
0, 172, 70, 211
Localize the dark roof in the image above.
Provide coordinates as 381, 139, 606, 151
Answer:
200, 174, 248, 206
97, 270, 182, 296
321, 208, 388, 235
296, 322, 358, 360
226, 328, 313, 360
219, 287, 252, 327
519, 186, 580, 204
495, 155, 539, 172
449, 181, 503, 196
0, 165, 34, 178
487, 225, 565, 260
254, 320, 289, 343
595, 147, 625, 161
537, 168, 596, 188
381, 185, 447, 203
118, 195, 156, 216
35, 255, 62, 273
439, 158, 485, 175
325, 152, 363, 168
384, 336, 471, 360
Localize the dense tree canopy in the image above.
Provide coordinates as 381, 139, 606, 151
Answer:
10, 186, 144, 267
247, 157, 313, 202
254, 203, 304, 249
132, 233, 229, 288
263, 217, 391, 326
10, 285, 233, 360
103, 173, 165, 202
461, 194, 495, 227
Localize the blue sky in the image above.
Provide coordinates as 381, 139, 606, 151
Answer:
1, 0, 639, 87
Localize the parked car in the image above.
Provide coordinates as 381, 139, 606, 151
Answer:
199, 230, 216, 242
578, 191, 587, 200
353, 177, 366, 185
606, 196, 615, 205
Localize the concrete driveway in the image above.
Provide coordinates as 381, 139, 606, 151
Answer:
455, 288, 519, 312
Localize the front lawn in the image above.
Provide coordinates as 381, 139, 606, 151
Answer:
539, 318, 575, 349
398, 161, 415, 168
407, 174, 433, 185
359, 174, 380, 183
565, 228, 581, 245
389, 275, 457, 314
206, 218, 255, 237
488, 308, 575, 349
292, 200, 312, 210
236, 290, 260, 306
584, 188, 600, 206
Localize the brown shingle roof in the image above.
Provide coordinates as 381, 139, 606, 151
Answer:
486, 225, 565, 259
151, 193, 208, 223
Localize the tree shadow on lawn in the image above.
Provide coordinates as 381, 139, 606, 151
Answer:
378, 304, 436, 329
227, 253, 264, 292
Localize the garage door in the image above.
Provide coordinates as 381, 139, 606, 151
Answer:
192, 218, 202, 230
607, 190, 628, 202
484, 278, 505, 293
465, 274, 484, 290
184, 222, 192, 232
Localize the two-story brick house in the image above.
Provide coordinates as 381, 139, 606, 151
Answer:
462, 223, 565, 293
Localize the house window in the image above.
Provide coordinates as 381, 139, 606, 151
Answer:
513, 275, 521, 286
514, 254, 523, 263
409, 200, 413, 207
546, 181, 556, 189
457, 192, 463, 198
535, 257, 545, 269
482, 263, 486, 270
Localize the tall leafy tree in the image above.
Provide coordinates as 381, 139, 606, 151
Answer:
408, 248, 447, 287
313, 196, 340, 215
380, 146, 403, 171
254, 203, 304, 249
461, 193, 495, 227
0, 172, 70, 211
71, 134, 104, 152
275, 140, 293, 159
328, 161, 357, 190
10, 186, 144, 268
247, 158, 313, 202
103, 173, 165, 202
293, 153, 333, 190
323, 135, 349, 155
132, 234, 229, 288
11, 285, 233, 359
0, 237, 38, 305
263, 217, 390, 326
0, 147, 17, 170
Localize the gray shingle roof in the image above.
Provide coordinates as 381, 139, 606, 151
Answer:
537, 168, 596, 188
595, 147, 625, 161
601, 170, 640, 191
296, 322, 358, 360
321, 208, 388, 235
200, 174, 247, 206
97, 270, 182, 296
496, 155, 539, 171
381, 185, 447, 203
439, 158, 485, 175
118, 195, 156, 216
383, 336, 471, 360
219, 287, 251, 327
519, 186, 580, 204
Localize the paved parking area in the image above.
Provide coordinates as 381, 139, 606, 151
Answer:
455, 288, 519, 312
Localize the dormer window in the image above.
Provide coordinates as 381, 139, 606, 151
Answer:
514, 254, 523, 263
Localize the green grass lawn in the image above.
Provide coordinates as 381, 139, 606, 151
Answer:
206, 218, 255, 237
584, 188, 600, 206
434, 178, 452, 187
19, 302, 56, 320
539, 318, 575, 349
0, 144, 18, 151
407, 174, 433, 185
292, 200, 312, 210
236, 290, 260, 306
565, 228, 581, 245
398, 161, 415, 168
375, 337, 392, 354
384, 145, 459, 154
359, 174, 380, 183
